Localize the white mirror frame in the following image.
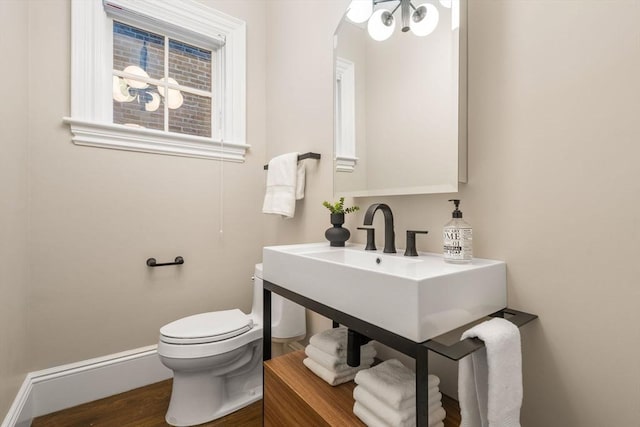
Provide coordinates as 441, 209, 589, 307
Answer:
335, 57, 358, 173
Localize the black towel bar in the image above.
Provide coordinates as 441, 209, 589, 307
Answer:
146, 256, 184, 267
423, 308, 538, 361
263, 152, 321, 170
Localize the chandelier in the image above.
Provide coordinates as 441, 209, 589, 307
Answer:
346, 0, 452, 41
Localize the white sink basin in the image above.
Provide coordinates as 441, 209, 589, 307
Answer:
263, 243, 506, 342
306, 248, 422, 271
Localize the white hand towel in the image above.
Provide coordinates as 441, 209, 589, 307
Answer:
308, 326, 349, 356
353, 401, 446, 427
353, 401, 400, 427
353, 384, 442, 414
355, 387, 414, 424
458, 317, 522, 427
295, 160, 305, 200
310, 327, 376, 357
302, 357, 368, 386
354, 359, 439, 408
262, 152, 299, 218
305, 343, 376, 371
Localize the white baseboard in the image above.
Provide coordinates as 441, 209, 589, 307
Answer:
1, 345, 172, 427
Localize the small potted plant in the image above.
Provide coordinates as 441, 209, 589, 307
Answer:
322, 197, 359, 247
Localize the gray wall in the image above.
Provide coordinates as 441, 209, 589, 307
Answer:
264, 0, 348, 335
26, 0, 268, 370
0, 0, 29, 418
0, 0, 268, 414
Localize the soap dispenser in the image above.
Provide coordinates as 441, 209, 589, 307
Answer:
443, 199, 472, 264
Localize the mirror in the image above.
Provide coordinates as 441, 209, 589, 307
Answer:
334, 0, 467, 197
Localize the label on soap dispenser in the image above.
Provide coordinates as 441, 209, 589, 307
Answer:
443, 228, 473, 262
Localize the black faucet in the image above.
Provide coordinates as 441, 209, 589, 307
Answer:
404, 230, 429, 256
363, 203, 396, 253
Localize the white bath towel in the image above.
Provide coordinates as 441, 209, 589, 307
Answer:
302, 357, 368, 386
353, 401, 446, 427
305, 343, 376, 372
353, 384, 442, 413
458, 317, 522, 427
262, 152, 302, 218
308, 326, 350, 356
353, 385, 443, 425
354, 359, 440, 408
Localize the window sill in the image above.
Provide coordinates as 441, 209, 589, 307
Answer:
63, 118, 250, 162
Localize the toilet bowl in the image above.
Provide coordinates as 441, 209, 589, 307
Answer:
157, 264, 305, 426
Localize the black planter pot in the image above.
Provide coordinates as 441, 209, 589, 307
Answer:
325, 213, 350, 247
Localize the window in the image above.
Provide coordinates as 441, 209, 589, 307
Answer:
65, 0, 248, 161
112, 22, 214, 137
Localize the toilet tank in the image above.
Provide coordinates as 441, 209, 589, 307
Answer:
253, 263, 306, 340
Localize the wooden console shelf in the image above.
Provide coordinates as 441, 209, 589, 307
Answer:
264, 350, 365, 426
264, 350, 462, 427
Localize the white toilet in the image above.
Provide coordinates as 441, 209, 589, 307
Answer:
157, 264, 306, 426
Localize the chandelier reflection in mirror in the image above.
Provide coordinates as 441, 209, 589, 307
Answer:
346, 0, 458, 41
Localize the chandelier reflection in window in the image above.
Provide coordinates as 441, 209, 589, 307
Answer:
112, 41, 184, 112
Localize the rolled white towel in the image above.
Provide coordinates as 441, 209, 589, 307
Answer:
354, 359, 439, 408
353, 384, 442, 412
353, 401, 398, 427
362, 393, 413, 424
429, 407, 447, 425
353, 401, 446, 427
309, 327, 351, 356
429, 392, 443, 408
429, 401, 443, 415
305, 344, 375, 372
353, 385, 442, 426
302, 357, 370, 386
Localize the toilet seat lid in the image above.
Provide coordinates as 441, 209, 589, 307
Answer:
160, 309, 253, 345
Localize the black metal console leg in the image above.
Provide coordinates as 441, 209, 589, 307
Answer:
263, 289, 272, 361
347, 329, 373, 367
416, 345, 429, 427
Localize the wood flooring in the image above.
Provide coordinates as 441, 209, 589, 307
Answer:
32, 362, 460, 427
31, 379, 262, 427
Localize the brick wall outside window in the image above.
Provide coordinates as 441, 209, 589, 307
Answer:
112, 22, 213, 137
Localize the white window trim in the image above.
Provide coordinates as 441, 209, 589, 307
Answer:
335, 57, 357, 172
64, 0, 248, 162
